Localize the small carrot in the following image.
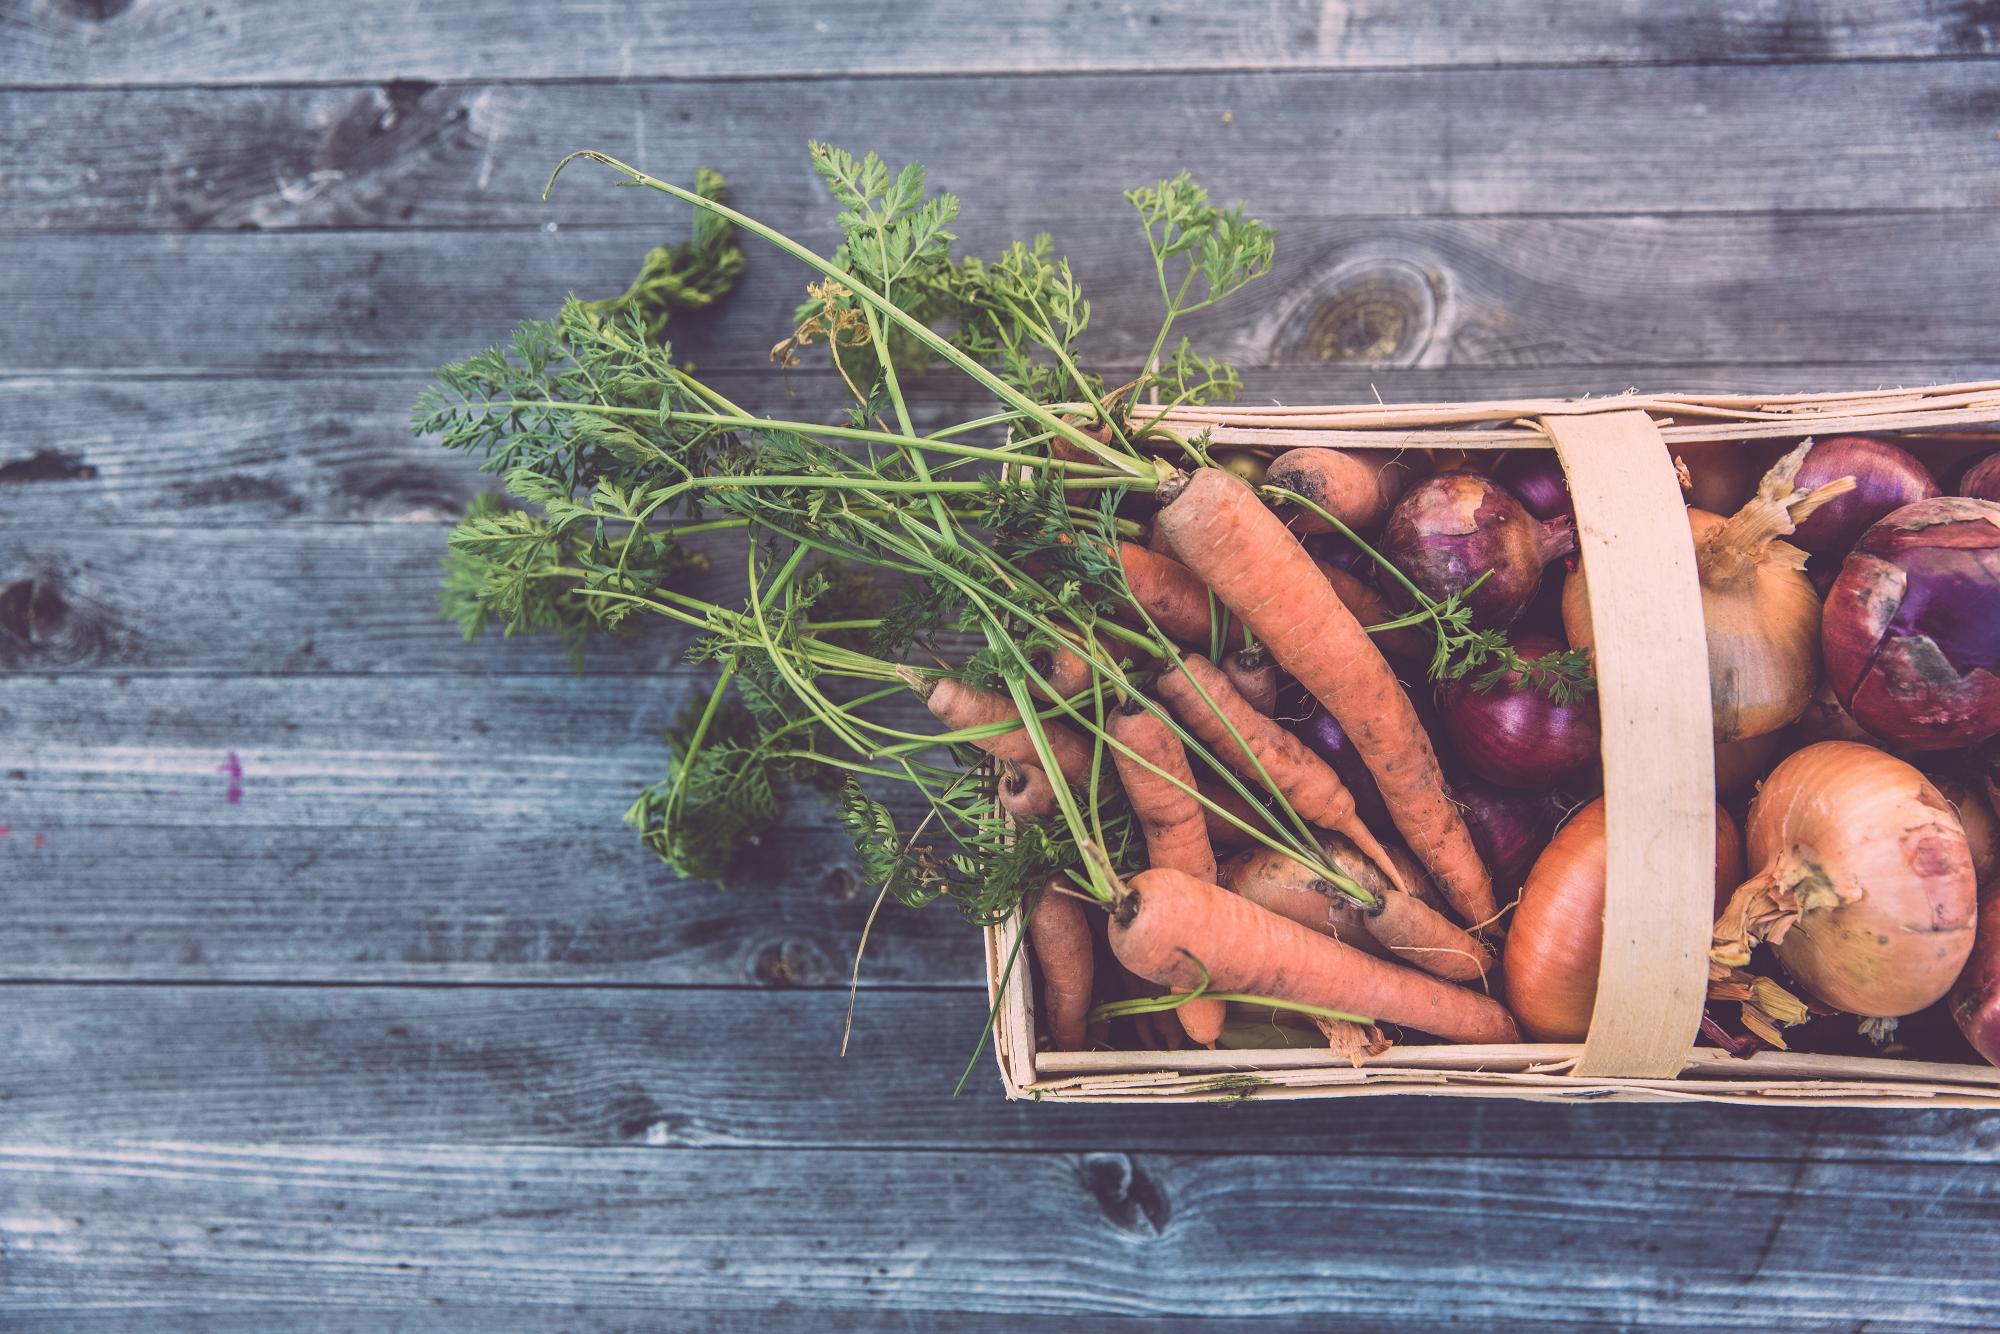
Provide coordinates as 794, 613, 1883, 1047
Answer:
1027, 879, 1096, 1052
1266, 447, 1410, 535
1156, 468, 1498, 928
1155, 653, 1407, 897
1026, 638, 1093, 704
1222, 645, 1279, 716
1316, 561, 1427, 663
1117, 541, 1222, 645
995, 761, 1056, 823
1223, 842, 1493, 982
903, 670, 1092, 786
1107, 699, 1225, 1046
1109, 866, 1520, 1044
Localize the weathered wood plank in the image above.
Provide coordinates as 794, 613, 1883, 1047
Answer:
14, 364, 2000, 526
5, 0, 1996, 86
12, 65, 2000, 232
10, 213, 2000, 375
0, 674, 958, 982
5, 1140, 1999, 1324
6, 984, 2000, 1159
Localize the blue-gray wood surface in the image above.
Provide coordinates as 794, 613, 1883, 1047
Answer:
6, 2, 2000, 1326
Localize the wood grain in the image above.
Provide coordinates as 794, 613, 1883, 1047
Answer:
11, 213, 2000, 376
15, 365, 2000, 526
5, 1140, 1999, 1324
6, 0, 1997, 85
7, 984, 2000, 1157
12, 64, 2000, 232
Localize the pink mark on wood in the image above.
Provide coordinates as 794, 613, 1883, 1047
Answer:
217, 751, 244, 804
32, 832, 45, 851
0, 826, 9, 837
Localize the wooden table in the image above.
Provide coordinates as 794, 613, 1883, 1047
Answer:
6, 3, 2000, 1325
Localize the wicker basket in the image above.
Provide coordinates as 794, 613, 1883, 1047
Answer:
989, 382, 2000, 1106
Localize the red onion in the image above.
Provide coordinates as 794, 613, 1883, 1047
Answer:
1787, 435, 1940, 558
1494, 451, 1574, 525
1378, 472, 1576, 628
1950, 878, 2000, 1066
1450, 777, 1559, 900
1440, 634, 1600, 790
1291, 702, 1391, 835
1822, 497, 2000, 750
1961, 453, 2000, 504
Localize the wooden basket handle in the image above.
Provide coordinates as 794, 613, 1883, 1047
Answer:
1541, 411, 1715, 1079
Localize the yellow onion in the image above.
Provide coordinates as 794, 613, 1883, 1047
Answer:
1566, 441, 1854, 742
1712, 741, 1976, 1019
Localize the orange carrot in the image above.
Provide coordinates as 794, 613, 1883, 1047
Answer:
1157, 468, 1497, 928
995, 761, 1056, 823
1117, 541, 1222, 644
1107, 700, 1224, 1045
1221, 646, 1279, 716
1156, 653, 1408, 896
1110, 866, 1520, 1044
905, 671, 1092, 786
1026, 639, 1092, 704
1316, 561, 1427, 663
1222, 843, 1493, 983
1027, 879, 1095, 1052
1266, 448, 1410, 535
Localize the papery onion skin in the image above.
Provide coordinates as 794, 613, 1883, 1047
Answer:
1452, 777, 1559, 905
1733, 741, 1975, 1019
1791, 678, 1879, 747
1715, 730, 1786, 801
1788, 435, 1940, 558
1822, 497, 2000, 751
1962, 453, 2000, 505
1507, 799, 1744, 1042
1440, 634, 1600, 790
1933, 774, 2000, 885
1380, 472, 1576, 629
1949, 879, 2000, 1066
1495, 451, 1574, 525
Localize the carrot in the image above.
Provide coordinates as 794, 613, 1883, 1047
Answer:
1115, 957, 1184, 1050
1109, 866, 1520, 1044
1027, 879, 1095, 1052
1107, 700, 1224, 1045
1146, 518, 1177, 555
1221, 646, 1279, 716
1223, 842, 1493, 983
1266, 447, 1409, 535
1317, 561, 1427, 663
1155, 653, 1408, 896
995, 761, 1056, 823
1026, 638, 1092, 704
1117, 541, 1222, 644
904, 670, 1092, 785
1157, 468, 1498, 928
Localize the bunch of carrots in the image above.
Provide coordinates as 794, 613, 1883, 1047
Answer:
422, 144, 2000, 1071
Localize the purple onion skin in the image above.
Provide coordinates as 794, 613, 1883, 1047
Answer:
1823, 497, 2000, 750
1440, 634, 1601, 789
1789, 435, 1941, 558
1951, 878, 2000, 1068
1378, 472, 1576, 629
1292, 703, 1392, 834
1495, 451, 1574, 525
1451, 776, 1559, 901
1961, 453, 2000, 505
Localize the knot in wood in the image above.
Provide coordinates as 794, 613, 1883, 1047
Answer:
1287, 257, 1439, 366
1079, 1152, 1171, 1239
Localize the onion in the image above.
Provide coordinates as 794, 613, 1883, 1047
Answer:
1822, 497, 2000, 750
1508, 798, 1745, 1042
1494, 450, 1574, 525
1451, 777, 1560, 903
1379, 471, 1576, 629
1949, 879, 2000, 1066
1961, 453, 2000, 504
1786, 435, 1941, 558
1439, 634, 1600, 789
1714, 730, 1786, 801
1291, 702, 1392, 835
1932, 774, 1999, 885
1564, 440, 1852, 742
1713, 741, 1976, 1019
1675, 439, 1768, 516
1791, 678, 1877, 747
